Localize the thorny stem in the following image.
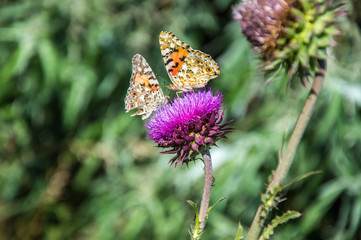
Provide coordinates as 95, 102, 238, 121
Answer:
246, 59, 326, 240
199, 148, 213, 233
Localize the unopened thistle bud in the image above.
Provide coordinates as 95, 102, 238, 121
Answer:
233, 0, 346, 85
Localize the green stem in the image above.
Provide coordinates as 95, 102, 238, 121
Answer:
246, 59, 326, 240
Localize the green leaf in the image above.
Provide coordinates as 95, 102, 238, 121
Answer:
298, 47, 309, 67
187, 200, 201, 240
260, 210, 302, 240
234, 222, 244, 240
317, 35, 332, 48
281, 171, 321, 190
207, 196, 227, 215
186, 199, 198, 212
38, 38, 58, 85
290, 8, 306, 23
299, 0, 311, 11
307, 40, 318, 56
314, 16, 328, 35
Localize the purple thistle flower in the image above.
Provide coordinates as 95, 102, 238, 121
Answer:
145, 88, 232, 167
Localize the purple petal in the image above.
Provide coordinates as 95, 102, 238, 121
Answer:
195, 135, 205, 145
161, 148, 180, 154
209, 130, 219, 136
192, 142, 199, 152
145, 88, 223, 144
184, 135, 195, 141
173, 138, 185, 145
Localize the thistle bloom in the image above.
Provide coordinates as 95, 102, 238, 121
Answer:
233, 0, 346, 84
145, 89, 232, 166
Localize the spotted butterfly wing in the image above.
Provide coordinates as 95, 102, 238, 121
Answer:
159, 31, 220, 92
125, 54, 168, 120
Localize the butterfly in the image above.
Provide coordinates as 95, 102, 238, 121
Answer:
159, 31, 220, 92
125, 54, 168, 120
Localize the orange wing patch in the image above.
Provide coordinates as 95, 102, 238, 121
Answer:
134, 73, 159, 91
168, 47, 190, 76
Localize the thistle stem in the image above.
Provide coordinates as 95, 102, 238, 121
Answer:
246, 59, 326, 240
199, 148, 213, 233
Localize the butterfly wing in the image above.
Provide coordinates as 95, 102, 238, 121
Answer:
159, 31, 220, 92
159, 31, 193, 91
175, 50, 220, 90
125, 54, 167, 120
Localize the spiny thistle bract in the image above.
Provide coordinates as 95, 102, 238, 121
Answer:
145, 89, 232, 167
233, 0, 346, 85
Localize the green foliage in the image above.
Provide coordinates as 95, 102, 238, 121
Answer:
260, 171, 320, 225
0, 0, 360, 240
189, 193, 226, 239
187, 200, 201, 240
260, 210, 302, 240
267, 0, 346, 85
234, 222, 244, 240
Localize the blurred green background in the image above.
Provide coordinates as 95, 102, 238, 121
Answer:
0, 0, 360, 239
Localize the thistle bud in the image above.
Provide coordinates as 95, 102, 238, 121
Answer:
233, 0, 346, 85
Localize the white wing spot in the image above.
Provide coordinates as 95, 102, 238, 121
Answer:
163, 48, 170, 54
